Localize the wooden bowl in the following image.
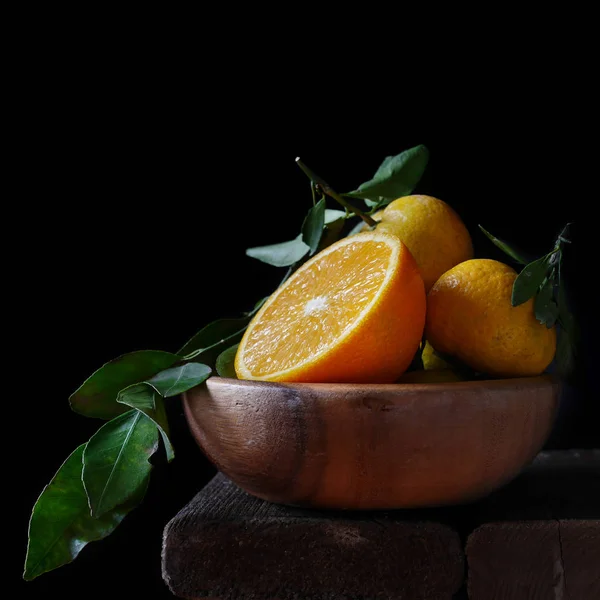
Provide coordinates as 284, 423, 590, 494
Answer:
183, 375, 559, 509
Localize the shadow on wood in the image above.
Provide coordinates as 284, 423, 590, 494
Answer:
162, 450, 599, 599
162, 474, 464, 600
467, 520, 600, 600
467, 450, 600, 600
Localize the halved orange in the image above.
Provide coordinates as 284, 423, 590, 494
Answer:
235, 231, 426, 383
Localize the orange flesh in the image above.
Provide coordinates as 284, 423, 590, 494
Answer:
242, 240, 392, 376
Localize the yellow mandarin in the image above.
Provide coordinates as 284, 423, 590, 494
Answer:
426, 259, 556, 377
364, 195, 473, 291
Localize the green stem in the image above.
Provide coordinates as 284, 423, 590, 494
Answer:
181, 327, 247, 362
557, 222, 573, 246
295, 158, 377, 228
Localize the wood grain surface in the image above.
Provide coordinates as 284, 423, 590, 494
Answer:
162, 451, 599, 599
467, 520, 600, 599
183, 375, 559, 509
466, 449, 600, 599
162, 473, 464, 600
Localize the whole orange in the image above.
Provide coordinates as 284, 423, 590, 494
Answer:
365, 195, 473, 291
426, 259, 556, 377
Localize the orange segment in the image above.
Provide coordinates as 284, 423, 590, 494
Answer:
235, 231, 426, 383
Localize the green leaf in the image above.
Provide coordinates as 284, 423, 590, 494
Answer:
24, 444, 148, 581
117, 384, 174, 462
345, 145, 429, 204
364, 197, 388, 209
216, 344, 239, 378
69, 351, 179, 420
512, 255, 551, 306
318, 213, 346, 252
301, 197, 326, 255
534, 279, 559, 328
147, 363, 211, 397
178, 317, 250, 362
82, 410, 158, 517
324, 209, 346, 224
246, 234, 310, 267
478, 225, 529, 265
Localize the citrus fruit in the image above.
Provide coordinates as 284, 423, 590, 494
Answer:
421, 340, 451, 371
426, 259, 557, 377
363, 195, 473, 291
235, 231, 426, 383
395, 341, 465, 383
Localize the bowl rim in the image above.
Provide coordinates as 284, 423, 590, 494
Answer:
199, 373, 559, 393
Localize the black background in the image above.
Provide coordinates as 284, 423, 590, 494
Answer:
16, 59, 596, 598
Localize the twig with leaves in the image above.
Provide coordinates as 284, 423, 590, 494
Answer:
24, 145, 431, 581
479, 223, 577, 376
25, 145, 577, 582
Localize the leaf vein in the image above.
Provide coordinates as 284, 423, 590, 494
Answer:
163, 368, 185, 397
26, 512, 80, 579
95, 412, 141, 514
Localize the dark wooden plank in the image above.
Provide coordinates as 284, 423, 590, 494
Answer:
468, 521, 561, 600
467, 520, 600, 600
561, 520, 600, 600
162, 473, 464, 600
162, 450, 599, 599
473, 449, 600, 521
466, 450, 600, 599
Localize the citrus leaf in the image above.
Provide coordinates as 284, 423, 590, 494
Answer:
512, 255, 551, 306
324, 209, 346, 224
82, 410, 158, 517
147, 363, 211, 397
318, 213, 345, 252
345, 145, 429, 204
301, 197, 326, 255
117, 383, 174, 462
216, 344, 239, 378
69, 350, 179, 420
478, 225, 529, 265
246, 234, 310, 267
364, 196, 387, 209
24, 444, 148, 581
178, 317, 250, 362
534, 278, 559, 328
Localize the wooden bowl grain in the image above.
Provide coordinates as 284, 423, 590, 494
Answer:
183, 375, 559, 509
